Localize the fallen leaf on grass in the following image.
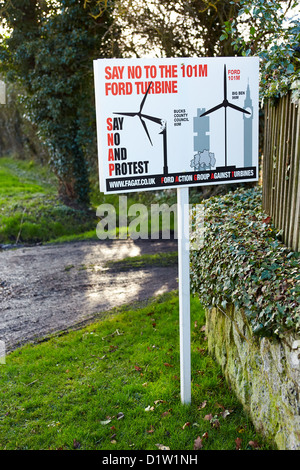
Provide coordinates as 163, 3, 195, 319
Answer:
193, 436, 203, 450
198, 400, 207, 409
212, 419, 220, 429
156, 443, 170, 450
215, 403, 233, 419
204, 414, 220, 428
215, 402, 225, 410
220, 409, 231, 419
163, 363, 173, 367
235, 437, 242, 450
182, 422, 191, 429
196, 348, 206, 355
237, 424, 247, 433
249, 440, 260, 449
73, 439, 81, 449
100, 419, 111, 425
145, 405, 155, 412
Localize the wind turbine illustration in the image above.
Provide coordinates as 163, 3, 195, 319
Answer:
200, 64, 251, 168
114, 82, 168, 175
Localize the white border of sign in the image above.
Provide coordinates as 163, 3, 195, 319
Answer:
94, 57, 259, 195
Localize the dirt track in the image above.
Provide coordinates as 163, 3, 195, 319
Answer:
0, 239, 178, 352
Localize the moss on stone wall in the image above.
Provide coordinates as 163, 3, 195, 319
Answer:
205, 304, 300, 450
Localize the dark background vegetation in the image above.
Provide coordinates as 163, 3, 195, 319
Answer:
1, 0, 297, 206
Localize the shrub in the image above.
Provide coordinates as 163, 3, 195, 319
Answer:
190, 185, 300, 337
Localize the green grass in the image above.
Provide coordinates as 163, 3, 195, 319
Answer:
0, 156, 176, 245
105, 251, 178, 271
0, 157, 98, 244
0, 293, 274, 451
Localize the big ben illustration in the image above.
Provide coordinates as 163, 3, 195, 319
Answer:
243, 81, 254, 167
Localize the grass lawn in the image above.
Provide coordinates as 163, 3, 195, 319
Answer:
0, 157, 98, 245
0, 156, 275, 451
0, 293, 274, 451
0, 157, 176, 245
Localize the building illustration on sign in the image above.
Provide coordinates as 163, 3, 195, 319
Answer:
199, 64, 251, 168
243, 81, 254, 167
192, 108, 216, 171
192, 66, 255, 172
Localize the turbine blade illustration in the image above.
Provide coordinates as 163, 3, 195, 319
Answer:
140, 114, 162, 124
200, 103, 223, 117
224, 64, 227, 101
113, 81, 163, 146
114, 112, 137, 117
139, 82, 152, 112
112, 81, 169, 174
228, 102, 251, 115
140, 116, 153, 145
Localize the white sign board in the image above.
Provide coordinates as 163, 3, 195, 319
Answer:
94, 57, 259, 194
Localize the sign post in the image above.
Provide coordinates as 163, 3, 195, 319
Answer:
0, 80, 6, 105
177, 186, 191, 404
93, 56, 259, 404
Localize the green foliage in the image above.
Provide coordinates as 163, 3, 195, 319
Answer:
221, 0, 300, 102
0, 0, 114, 204
190, 186, 300, 338
100, 0, 242, 58
0, 293, 272, 450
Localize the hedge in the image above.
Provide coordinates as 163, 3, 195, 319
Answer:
190, 185, 300, 338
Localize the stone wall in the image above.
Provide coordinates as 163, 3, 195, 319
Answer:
205, 304, 300, 450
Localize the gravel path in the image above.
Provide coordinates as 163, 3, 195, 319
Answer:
0, 239, 178, 352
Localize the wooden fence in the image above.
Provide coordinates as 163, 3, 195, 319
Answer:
262, 92, 300, 252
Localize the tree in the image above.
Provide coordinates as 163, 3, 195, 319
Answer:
93, 0, 242, 58
0, 0, 115, 204
220, 0, 300, 102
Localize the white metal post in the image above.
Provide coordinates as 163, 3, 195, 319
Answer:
177, 186, 191, 404
0, 80, 6, 105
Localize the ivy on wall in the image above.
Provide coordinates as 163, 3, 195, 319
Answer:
190, 186, 300, 338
